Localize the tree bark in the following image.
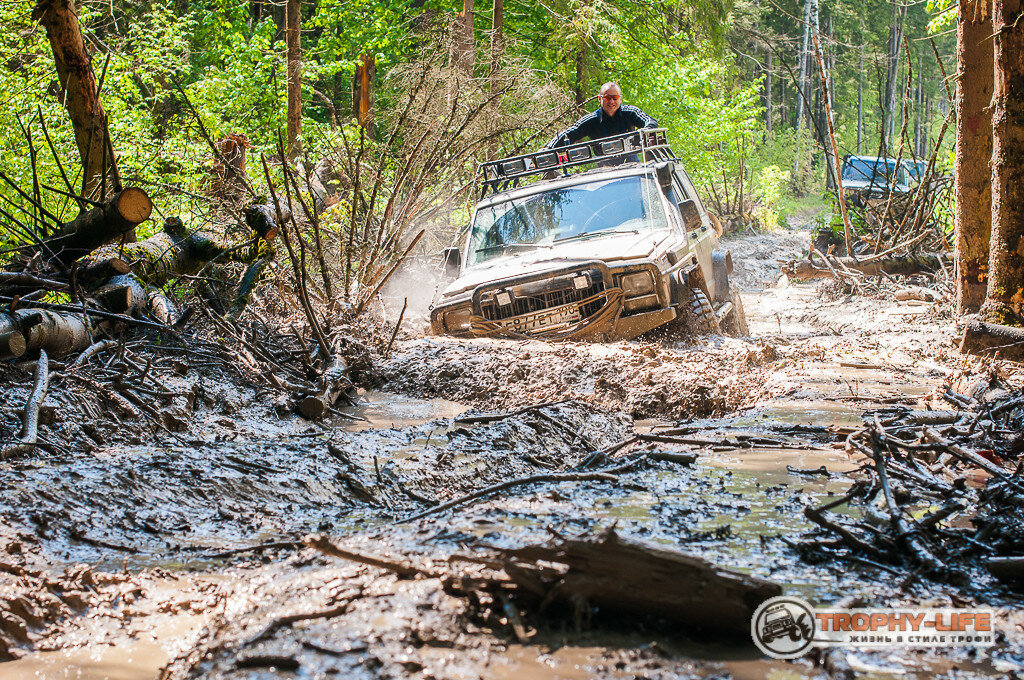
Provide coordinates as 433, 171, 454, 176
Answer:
285, 0, 302, 158
212, 133, 250, 202
42, 187, 152, 268
33, 0, 118, 199
353, 53, 376, 135
0, 309, 92, 358
490, 0, 504, 77
450, 0, 475, 77
981, 0, 1024, 325
296, 356, 352, 419
574, 43, 587, 106
764, 48, 773, 133
955, 0, 994, 314
883, 1, 908, 148
80, 217, 263, 287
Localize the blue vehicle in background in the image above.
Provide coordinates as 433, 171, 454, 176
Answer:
839, 155, 914, 206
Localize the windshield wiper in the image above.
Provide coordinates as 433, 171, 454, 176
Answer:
554, 227, 640, 243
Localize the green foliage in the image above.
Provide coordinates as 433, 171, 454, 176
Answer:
0, 0, 958, 256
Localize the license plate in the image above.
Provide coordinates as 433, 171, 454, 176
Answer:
500, 305, 581, 332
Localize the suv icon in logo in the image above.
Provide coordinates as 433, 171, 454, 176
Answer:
761, 604, 806, 643
751, 597, 816, 659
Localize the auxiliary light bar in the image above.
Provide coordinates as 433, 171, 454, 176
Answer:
478, 128, 673, 195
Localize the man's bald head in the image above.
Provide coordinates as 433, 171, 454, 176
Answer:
599, 82, 622, 117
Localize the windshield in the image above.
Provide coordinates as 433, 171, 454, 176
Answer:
467, 176, 667, 266
902, 160, 927, 180
841, 158, 897, 184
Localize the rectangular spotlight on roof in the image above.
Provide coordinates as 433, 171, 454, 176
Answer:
534, 153, 558, 169
600, 140, 625, 155
500, 159, 527, 175
567, 147, 591, 162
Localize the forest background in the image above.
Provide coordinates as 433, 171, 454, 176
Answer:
0, 0, 953, 262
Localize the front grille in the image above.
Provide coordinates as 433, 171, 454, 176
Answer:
480, 270, 606, 322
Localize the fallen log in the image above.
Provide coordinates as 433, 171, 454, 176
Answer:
0, 308, 92, 358
244, 202, 288, 241
1, 349, 50, 459
91, 273, 179, 324
296, 356, 352, 420
784, 253, 951, 280
80, 218, 248, 286
960, 320, 1024, 363
42, 188, 152, 266
490, 528, 781, 637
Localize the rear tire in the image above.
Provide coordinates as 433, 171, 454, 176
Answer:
721, 291, 749, 336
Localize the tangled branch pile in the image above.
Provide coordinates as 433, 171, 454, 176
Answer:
797, 375, 1024, 588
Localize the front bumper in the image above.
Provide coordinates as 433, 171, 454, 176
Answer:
430, 259, 675, 341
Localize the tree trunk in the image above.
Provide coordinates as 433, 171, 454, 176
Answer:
765, 48, 773, 133
954, 0, 993, 314
493, 529, 781, 637
883, 1, 908, 149
296, 356, 352, 419
574, 42, 587, 106
353, 53, 376, 135
784, 253, 952, 280
982, 0, 1024, 324
796, 0, 813, 132
285, 0, 301, 158
212, 133, 250, 202
33, 0, 118, 200
490, 0, 503, 76
858, 48, 864, 153
451, 0, 474, 76
487, 0, 504, 160
41, 187, 152, 268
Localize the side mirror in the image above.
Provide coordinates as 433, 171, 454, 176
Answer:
677, 199, 703, 231
443, 247, 462, 276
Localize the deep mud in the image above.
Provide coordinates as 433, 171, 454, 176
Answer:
3, 219, 1024, 679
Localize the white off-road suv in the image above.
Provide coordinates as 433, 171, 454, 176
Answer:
430, 129, 746, 340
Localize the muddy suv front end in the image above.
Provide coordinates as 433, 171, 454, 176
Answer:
430, 258, 678, 341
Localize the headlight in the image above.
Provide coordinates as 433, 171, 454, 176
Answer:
620, 272, 654, 296
443, 306, 472, 332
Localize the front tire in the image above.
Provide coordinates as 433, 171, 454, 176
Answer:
682, 286, 720, 335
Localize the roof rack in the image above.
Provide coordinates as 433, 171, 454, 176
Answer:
478, 128, 675, 197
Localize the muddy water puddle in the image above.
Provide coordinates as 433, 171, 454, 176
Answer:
340, 390, 471, 430
1, 391, 1003, 679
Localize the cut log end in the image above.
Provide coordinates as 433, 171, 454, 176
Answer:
116, 187, 153, 224
0, 331, 27, 360
297, 396, 328, 420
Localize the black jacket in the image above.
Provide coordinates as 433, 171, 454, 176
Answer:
547, 105, 658, 149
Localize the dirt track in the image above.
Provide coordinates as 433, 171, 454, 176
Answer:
3, 220, 1024, 679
